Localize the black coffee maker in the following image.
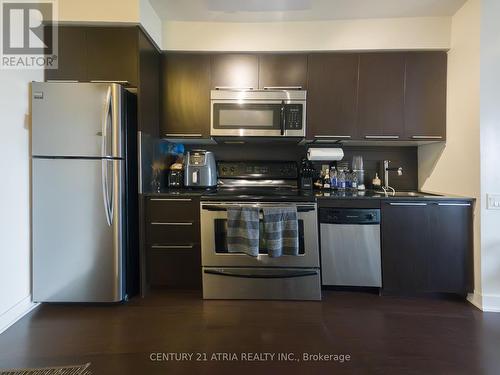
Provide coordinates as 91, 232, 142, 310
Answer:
168, 169, 183, 188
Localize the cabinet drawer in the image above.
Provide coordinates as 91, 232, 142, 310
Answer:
147, 197, 199, 222
149, 245, 201, 289
148, 222, 200, 245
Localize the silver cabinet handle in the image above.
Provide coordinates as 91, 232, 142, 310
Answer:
315, 135, 351, 139
365, 135, 400, 139
215, 86, 253, 90
90, 80, 130, 85
151, 245, 194, 250
165, 133, 203, 137
437, 203, 471, 206
411, 135, 443, 139
150, 198, 192, 202
263, 86, 302, 90
388, 202, 427, 206
151, 222, 193, 226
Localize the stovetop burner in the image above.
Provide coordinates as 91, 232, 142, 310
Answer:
200, 161, 314, 202
200, 187, 316, 202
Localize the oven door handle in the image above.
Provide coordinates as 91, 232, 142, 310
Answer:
204, 269, 318, 279
202, 205, 316, 213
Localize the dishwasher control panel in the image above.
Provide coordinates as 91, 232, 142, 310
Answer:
319, 208, 380, 224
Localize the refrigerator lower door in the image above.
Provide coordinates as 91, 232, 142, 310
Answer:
33, 158, 125, 302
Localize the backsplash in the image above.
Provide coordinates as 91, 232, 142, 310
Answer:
184, 143, 418, 191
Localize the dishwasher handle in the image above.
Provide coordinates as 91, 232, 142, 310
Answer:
319, 208, 380, 224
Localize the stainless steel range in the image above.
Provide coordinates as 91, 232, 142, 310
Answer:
200, 161, 321, 300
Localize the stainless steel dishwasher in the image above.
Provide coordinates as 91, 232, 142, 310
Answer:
319, 208, 382, 287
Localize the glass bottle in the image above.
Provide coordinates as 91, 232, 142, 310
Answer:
338, 169, 346, 191
323, 169, 331, 189
330, 167, 338, 190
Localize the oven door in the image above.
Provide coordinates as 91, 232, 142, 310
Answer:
200, 202, 319, 268
210, 100, 305, 137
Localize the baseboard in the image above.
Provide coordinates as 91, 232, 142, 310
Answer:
467, 292, 500, 312
467, 292, 483, 310
0, 296, 39, 335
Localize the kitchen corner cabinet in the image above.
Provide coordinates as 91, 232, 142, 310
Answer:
138, 32, 161, 137
258, 54, 308, 89
306, 53, 359, 140
404, 52, 447, 140
210, 54, 259, 90
160, 53, 211, 138
357, 53, 406, 139
381, 201, 473, 295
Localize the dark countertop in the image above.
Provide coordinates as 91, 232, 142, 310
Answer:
315, 190, 475, 201
142, 188, 474, 202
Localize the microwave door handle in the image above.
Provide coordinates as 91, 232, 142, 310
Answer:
280, 100, 286, 136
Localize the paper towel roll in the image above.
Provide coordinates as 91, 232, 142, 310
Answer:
307, 148, 344, 161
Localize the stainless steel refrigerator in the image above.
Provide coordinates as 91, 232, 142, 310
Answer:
31, 82, 139, 302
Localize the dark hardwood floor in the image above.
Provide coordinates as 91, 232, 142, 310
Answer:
0, 290, 499, 374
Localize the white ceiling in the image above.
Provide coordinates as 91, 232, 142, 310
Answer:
150, 0, 467, 23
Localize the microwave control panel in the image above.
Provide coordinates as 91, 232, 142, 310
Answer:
284, 104, 303, 130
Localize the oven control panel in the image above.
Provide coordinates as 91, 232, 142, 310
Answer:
218, 161, 298, 179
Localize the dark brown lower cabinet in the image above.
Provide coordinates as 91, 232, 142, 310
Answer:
381, 200, 473, 295
145, 196, 202, 289
149, 246, 201, 289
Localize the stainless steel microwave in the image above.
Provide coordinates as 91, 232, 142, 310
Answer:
210, 90, 306, 137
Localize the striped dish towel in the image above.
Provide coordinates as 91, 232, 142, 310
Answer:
227, 207, 260, 257
262, 207, 299, 257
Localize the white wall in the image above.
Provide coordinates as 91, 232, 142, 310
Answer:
162, 17, 451, 51
418, 0, 481, 302
479, 0, 500, 312
58, 0, 163, 47
0, 69, 43, 333
139, 0, 162, 48
58, 0, 139, 23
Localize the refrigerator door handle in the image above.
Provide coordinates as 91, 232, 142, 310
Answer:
101, 159, 112, 226
101, 86, 112, 158
108, 160, 115, 225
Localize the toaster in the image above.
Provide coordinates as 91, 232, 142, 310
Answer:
184, 150, 217, 188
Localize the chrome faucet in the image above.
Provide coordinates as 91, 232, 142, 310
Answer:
382, 160, 403, 196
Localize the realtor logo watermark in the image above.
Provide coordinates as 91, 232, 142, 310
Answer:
1, 0, 58, 69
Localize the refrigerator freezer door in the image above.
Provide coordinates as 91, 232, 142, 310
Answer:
31, 82, 124, 158
32, 158, 125, 302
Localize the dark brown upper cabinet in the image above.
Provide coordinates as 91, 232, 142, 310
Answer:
258, 54, 308, 89
138, 32, 161, 137
45, 26, 87, 82
306, 53, 359, 140
210, 54, 259, 90
357, 53, 406, 139
86, 27, 139, 86
161, 53, 211, 138
404, 52, 447, 140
